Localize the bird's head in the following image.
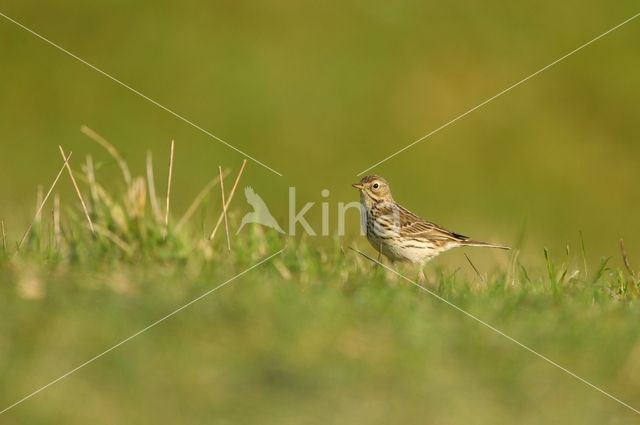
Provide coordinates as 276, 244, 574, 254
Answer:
352, 175, 393, 203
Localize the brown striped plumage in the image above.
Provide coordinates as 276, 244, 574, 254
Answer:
353, 175, 509, 264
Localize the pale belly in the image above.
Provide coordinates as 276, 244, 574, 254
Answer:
366, 232, 444, 263
366, 219, 457, 264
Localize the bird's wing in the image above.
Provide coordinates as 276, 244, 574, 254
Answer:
245, 186, 271, 212
245, 186, 262, 208
245, 186, 256, 201
398, 205, 468, 243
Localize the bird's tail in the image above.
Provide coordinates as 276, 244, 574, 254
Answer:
461, 240, 510, 250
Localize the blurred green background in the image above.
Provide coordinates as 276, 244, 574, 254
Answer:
1, 1, 639, 261
2, 2, 640, 424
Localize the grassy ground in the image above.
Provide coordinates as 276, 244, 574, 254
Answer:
1, 161, 639, 424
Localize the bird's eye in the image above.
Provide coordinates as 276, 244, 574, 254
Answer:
372, 183, 379, 189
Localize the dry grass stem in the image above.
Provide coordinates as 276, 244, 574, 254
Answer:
218, 166, 231, 251
84, 155, 99, 204
579, 230, 589, 279
74, 168, 116, 209
274, 259, 292, 280
94, 224, 134, 256
59, 146, 95, 234
620, 239, 636, 277
465, 253, 485, 283
1, 220, 6, 253
508, 249, 520, 286
35, 185, 43, 224
73, 170, 116, 209
18, 153, 72, 251
81, 125, 132, 185
163, 141, 175, 238
53, 194, 61, 248
146, 151, 163, 223
209, 159, 247, 241
175, 169, 230, 232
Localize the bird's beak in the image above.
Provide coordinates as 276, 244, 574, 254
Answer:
352, 183, 364, 190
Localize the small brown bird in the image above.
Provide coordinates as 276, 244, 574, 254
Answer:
353, 175, 509, 266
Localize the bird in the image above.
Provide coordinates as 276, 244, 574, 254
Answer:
237, 186, 285, 234
353, 175, 509, 267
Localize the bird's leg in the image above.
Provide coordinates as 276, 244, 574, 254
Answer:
386, 260, 399, 283
370, 243, 382, 278
371, 243, 383, 277
417, 267, 427, 285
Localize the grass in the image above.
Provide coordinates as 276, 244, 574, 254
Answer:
1, 144, 640, 425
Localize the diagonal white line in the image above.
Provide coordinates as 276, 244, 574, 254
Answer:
357, 11, 640, 176
0, 10, 283, 177
349, 247, 640, 416
0, 248, 284, 416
